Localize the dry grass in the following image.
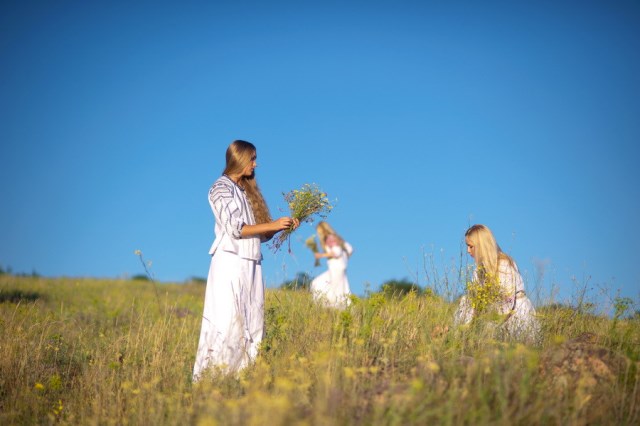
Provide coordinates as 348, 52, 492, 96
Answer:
0, 275, 638, 425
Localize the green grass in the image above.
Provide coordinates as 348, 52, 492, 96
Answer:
0, 275, 638, 425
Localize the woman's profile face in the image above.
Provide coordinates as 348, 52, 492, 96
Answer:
465, 237, 476, 259
241, 152, 257, 177
326, 234, 338, 246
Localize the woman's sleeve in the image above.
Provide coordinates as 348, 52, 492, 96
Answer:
471, 268, 478, 283
344, 242, 353, 256
209, 183, 244, 239
454, 295, 474, 325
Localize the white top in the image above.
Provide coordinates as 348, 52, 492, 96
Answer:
469, 258, 527, 313
471, 259, 524, 291
326, 242, 353, 270
208, 175, 262, 261
497, 259, 525, 298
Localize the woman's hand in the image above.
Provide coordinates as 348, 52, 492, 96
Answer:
273, 216, 299, 232
315, 251, 333, 259
241, 217, 300, 239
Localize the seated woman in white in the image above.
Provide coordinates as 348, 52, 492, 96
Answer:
454, 224, 540, 343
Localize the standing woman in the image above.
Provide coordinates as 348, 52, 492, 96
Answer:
193, 140, 298, 380
311, 221, 354, 309
455, 224, 540, 342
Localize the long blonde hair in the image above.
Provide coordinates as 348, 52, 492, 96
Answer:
222, 140, 272, 224
316, 221, 350, 256
465, 224, 514, 283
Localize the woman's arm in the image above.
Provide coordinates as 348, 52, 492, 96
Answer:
315, 245, 342, 259
314, 251, 334, 259
241, 217, 299, 239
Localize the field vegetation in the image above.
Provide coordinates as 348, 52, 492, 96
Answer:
0, 271, 638, 425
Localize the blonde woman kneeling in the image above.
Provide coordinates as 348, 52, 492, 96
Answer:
455, 224, 540, 343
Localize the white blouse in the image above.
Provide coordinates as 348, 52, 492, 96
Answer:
208, 175, 262, 261
326, 242, 353, 270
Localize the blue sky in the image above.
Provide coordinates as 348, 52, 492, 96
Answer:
1, 0, 638, 312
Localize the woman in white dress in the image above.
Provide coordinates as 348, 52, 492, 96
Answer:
311, 222, 353, 309
454, 224, 540, 343
193, 140, 299, 380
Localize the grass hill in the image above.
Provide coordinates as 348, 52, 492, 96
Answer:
1, 275, 638, 425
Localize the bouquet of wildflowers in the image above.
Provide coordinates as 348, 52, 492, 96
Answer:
466, 272, 507, 320
305, 235, 321, 267
269, 183, 333, 252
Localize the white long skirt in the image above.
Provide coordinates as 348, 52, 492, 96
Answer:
192, 250, 264, 380
311, 264, 351, 309
454, 294, 541, 343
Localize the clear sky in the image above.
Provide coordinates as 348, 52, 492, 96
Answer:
1, 0, 638, 312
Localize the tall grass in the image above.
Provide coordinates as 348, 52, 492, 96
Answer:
0, 274, 638, 425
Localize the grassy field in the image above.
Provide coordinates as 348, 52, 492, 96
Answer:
0, 275, 638, 425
